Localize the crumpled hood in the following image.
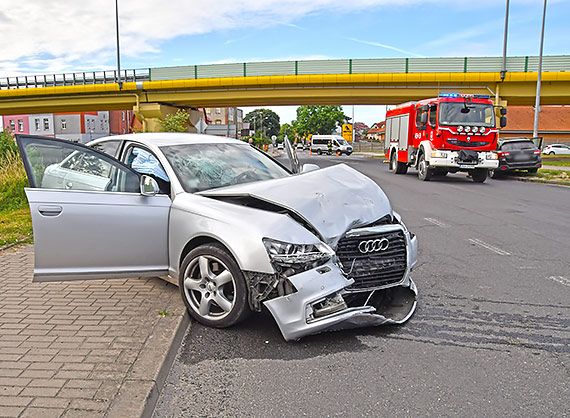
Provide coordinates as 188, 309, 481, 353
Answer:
198, 164, 392, 245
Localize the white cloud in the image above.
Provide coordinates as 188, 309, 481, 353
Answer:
0, 0, 434, 76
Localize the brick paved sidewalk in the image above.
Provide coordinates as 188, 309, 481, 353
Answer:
0, 245, 186, 418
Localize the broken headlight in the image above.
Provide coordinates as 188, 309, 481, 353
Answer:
263, 238, 334, 275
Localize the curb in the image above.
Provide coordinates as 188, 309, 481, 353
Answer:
105, 301, 190, 418
513, 176, 570, 187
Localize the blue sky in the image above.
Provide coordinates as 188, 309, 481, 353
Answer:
1, 0, 568, 126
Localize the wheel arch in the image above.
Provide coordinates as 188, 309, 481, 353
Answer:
179, 235, 237, 270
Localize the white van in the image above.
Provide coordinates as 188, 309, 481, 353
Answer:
310, 135, 353, 155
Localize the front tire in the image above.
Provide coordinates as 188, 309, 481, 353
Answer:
179, 244, 250, 328
417, 153, 432, 181
471, 168, 487, 183
317, 149, 322, 155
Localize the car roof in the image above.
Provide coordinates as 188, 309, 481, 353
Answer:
90, 133, 246, 148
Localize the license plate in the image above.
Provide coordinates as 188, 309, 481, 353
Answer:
458, 164, 476, 169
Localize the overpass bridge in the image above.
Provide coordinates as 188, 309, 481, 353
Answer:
1, 55, 569, 131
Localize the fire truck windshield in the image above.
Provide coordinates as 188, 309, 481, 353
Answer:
439, 103, 495, 127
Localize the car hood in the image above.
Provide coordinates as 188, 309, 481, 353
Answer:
198, 164, 392, 245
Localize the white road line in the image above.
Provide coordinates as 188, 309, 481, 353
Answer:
424, 217, 448, 228
468, 238, 511, 256
548, 276, 570, 288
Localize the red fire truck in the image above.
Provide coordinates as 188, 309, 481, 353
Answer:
384, 93, 507, 183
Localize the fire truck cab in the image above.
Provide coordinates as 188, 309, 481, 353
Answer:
385, 94, 506, 183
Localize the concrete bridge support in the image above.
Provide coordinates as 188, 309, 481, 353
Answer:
133, 102, 203, 133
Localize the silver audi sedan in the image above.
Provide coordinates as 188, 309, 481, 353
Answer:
16, 133, 418, 341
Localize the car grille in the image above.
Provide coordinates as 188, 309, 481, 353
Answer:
447, 139, 489, 148
336, 230, 407, 291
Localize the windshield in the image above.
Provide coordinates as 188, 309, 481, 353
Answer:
161, 143, 290, 193
439, 102, 495, 127
336, 138, 348, 145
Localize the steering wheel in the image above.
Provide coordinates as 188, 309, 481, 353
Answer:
233, 170, 257, 184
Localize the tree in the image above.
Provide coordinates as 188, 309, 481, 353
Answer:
160, 109, 190, 132
278, 123, 296, 142
244, 109, 280, 138
292, 106, 349, 137
0, 128, 17, 160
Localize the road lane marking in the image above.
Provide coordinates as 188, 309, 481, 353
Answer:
468, 238, 511, 256
424, 217, 449, 227
548, 276, 570, 288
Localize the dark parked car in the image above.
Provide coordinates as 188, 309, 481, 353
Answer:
489, 138, 542, 179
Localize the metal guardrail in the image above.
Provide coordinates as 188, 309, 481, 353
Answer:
0, 69, 150, 90
1, 56, 568, 90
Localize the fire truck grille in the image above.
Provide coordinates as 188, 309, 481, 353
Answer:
336, 230, 407, 291
447, 139, 489, 148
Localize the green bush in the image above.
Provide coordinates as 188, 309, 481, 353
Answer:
0, 129, 17, 160
0, 148, 29, 212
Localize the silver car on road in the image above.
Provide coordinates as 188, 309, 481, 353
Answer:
17, 133, 418, 341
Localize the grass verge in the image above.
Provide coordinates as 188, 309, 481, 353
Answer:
1, 146, 32, 248
0, 207, 33, 248
541, 155, 570, 167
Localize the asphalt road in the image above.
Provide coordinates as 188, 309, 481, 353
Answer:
153, 153, 569, 417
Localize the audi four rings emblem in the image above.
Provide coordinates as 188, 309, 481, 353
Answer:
358, 238, 389, 254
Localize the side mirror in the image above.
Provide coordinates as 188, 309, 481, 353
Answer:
500, 107, 507, 116
140, 175, 159, 196
420, 112, 428, 124
500, 116, 507, 128
301, 163, 320, 173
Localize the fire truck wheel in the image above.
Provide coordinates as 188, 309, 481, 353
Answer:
390, 153, 397, 172
417, 153, 432, 181
472, 168, 488, 183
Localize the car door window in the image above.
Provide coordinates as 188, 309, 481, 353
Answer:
90, 140, 121, 158
18, 136, 139, 193
123, 145, 171, 194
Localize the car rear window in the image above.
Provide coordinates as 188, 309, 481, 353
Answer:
502, 141, 537, 151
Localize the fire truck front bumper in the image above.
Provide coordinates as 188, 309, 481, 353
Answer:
428, 150, 499, 170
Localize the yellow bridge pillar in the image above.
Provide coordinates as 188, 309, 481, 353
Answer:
133, 103, 203, 133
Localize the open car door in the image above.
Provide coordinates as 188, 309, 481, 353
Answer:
284, 137, 300, 174
16, 135, 171, 282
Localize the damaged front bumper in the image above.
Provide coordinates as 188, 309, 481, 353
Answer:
263, 229, 418, 341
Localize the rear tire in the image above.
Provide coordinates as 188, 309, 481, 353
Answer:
317, 149, 322, 155
471, 168, 487, 183
417, 153, 432, 181
488, 169, 502, 179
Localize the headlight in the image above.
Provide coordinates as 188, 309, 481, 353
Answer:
479, 127, 486, 133
263, 238, 334, 275
457, 126, 464, 133
486, 152, 498, 160
465, 126, 471, 133
472, 126, 479, 133
431, 150, 448, 158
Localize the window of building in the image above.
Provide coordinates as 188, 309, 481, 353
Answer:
43, 118, 49, 130
61, 119, 67, 130
9, 120, 15, 131
215, 108, 221, 114
215, 120, 222, 125
122, 111, 125, 121
35, 119, 40, 131
18, 120, 24, 132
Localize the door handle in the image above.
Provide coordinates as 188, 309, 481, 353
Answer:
38, 205, 63, 216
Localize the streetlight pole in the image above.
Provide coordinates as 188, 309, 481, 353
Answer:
533, 0, 547, 139
115, 0, 122, 89
501, 0, 510, 81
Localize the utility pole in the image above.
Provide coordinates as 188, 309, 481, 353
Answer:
501, 0, 510, 81
533, 0, 547, 139
115, 0, 122, 89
